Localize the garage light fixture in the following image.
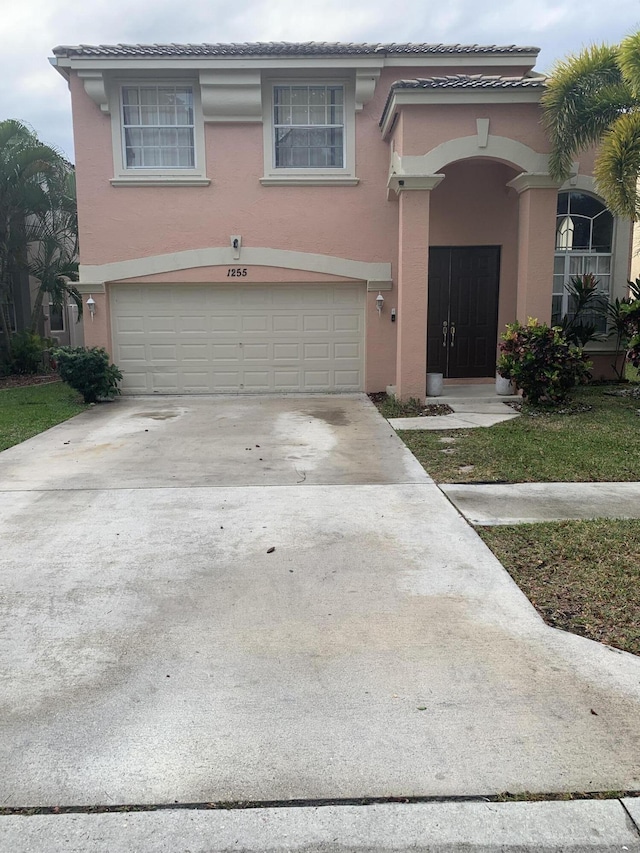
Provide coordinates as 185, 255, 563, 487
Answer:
376, 292, 384, 315
86, 295, 96, 321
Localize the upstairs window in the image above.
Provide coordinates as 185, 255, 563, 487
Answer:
553, 191, 614, 330
122, 85, 195, 169
273, 85, 344, 169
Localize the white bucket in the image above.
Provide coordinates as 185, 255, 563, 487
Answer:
426, 372, 444, 397
496, 373, 514, 395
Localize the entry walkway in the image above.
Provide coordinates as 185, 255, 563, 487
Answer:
387, 382, 521, 430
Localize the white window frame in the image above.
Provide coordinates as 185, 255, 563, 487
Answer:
109, 79, 209, 186
48, 301, 65, 333
553, 191, 614, 332
261, 78, 357, 186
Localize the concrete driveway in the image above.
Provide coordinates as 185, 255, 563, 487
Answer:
1, 394, 639, 808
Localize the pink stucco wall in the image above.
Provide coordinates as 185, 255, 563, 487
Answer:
67, 53, 586, 397
398, 102, 551, 157
70, 72, 398, 268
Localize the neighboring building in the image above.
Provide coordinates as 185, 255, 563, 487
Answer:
50, 41, 632, 399
1, 264, 83, 351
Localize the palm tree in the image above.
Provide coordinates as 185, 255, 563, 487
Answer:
542, 32, 640, 219
26, 167, 81, 334
0, 120, 72, 352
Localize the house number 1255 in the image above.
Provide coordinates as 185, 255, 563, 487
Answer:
227, 268, 248, 277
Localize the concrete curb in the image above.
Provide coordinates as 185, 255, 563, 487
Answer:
2, 800, 640, 852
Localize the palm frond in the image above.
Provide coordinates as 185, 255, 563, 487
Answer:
593, 110, 640, 218
541, 44, 634, 180
618, 32, 640, 99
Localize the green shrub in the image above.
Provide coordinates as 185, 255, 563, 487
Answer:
54, 346, 122, 403
621, 298, 640, 370
10, 332, 49, 374
497, 319, 591, 404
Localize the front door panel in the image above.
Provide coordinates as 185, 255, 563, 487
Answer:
427, 247, 500, 378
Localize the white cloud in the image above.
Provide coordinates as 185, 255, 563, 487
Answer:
1, 0, 639, 158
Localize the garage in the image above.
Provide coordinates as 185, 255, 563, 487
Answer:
110, 283, 365, 394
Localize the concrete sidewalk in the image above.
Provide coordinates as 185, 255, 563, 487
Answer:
442, 481, 640, 525
2, 799, 640, 852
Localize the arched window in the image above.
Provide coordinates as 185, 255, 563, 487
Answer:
553, 192, 613, 328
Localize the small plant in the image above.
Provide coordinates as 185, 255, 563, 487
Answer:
9, 332, 49, 375
560, 273, 606, 347
498, 319, 591, 404
54, 346, 122, 403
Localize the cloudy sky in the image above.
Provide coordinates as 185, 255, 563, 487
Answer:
3, 0, 640, 161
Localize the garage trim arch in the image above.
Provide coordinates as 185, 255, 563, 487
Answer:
78, 247, 393, 290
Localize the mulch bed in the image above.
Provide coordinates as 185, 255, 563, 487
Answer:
0, 374, 61, 391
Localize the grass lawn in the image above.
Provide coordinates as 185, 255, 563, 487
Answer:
400, 385, 640, 483
478, 520, 640, 656
0, 381, 87, 452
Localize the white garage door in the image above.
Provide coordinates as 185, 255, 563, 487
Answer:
111, 283, 365, 394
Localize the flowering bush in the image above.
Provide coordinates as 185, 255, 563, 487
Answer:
497, 319, 591, 404
620, 299, 640, 369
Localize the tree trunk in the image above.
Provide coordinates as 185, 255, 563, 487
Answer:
0, 302, 13, 360
30, 287, 44, 335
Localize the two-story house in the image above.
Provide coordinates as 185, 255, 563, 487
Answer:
50, 41, 632, 399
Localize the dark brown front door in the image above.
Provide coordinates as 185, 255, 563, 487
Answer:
427, 246, 501, 378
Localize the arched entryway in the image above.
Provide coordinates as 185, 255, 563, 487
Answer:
426, 158, 521, 378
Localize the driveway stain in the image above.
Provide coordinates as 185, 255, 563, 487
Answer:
305, 408, 349, 426
133, 411, 181, 420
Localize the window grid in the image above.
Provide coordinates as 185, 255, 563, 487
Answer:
122, 85, 195, 169
553, 192, 613, 331
273, 85, 345, 169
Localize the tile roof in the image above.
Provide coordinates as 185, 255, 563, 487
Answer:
390, 74, 546, 90
380, 75, 546, 127
52, 41, 540, 59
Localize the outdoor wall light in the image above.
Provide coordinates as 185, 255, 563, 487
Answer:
376, 292, 384, 315
231, 235, 242, 260
86, 295, 96, 321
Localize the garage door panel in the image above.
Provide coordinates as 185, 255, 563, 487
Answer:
178, 315, 208, 333
243, 344, 270, 360
272, 315, 300, 332
335, 342, 360, 359
241, 315, 269, 332
335, 370, 360, 388
112, 284, 364, 394
119, 344, 146, 360
303, 315, 330, 332
180, 343, 209, 360
304, 370, 332, 389
210, 315, 239, 331
147, 316, 176, 333
115, 316, 145, 333
273, 343, 300, 360
212, 371, 242, 390
243, 371, 270, 390
304, 343, 330, 359
151, 372, 179, 392
334, 314, 361, 332
274, 370, 301, 389
212, 344, 239, 360
149, 344, 177, 361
